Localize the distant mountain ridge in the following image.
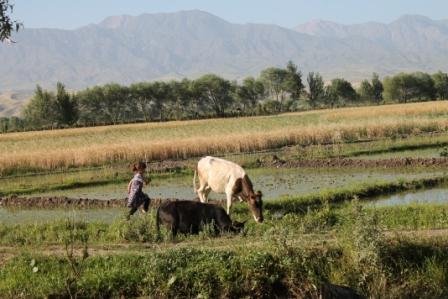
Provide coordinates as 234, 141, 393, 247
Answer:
1, 11, 448, 116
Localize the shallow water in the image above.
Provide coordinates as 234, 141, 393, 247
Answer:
0, 207, 126, 225
32, 167, 446, 201
369, 186, 448, 207
4, 167, 447, 224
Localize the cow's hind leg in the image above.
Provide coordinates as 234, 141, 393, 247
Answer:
196, 174, 209, 203
203, 186, 212, 203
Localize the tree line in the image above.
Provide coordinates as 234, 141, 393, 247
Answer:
1, 62, 448, 133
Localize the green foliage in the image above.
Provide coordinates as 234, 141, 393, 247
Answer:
284, 60, 304, 103
0, 0, 22, 42
307, 71, 325, 108
440, 146, 448, 157
432, 71, 448, 100
335, 200, 387, 295
0, 116, 25, 133
11, 68, 447, 133
384, 72, 436, 103
358, 79, 374, 102
22, 83, 77, 129
371, 73, 384, 104
193, 74, 234, 117
325, 78, 358, 107
235, 76, 265, 113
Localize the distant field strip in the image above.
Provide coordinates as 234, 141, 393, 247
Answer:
1, 101, 448, 174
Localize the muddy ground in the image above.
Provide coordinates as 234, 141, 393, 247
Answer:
0, 196, 205, 209
149, 156, 448, 172
0, 196, 229, 209
257, 156, 448, 169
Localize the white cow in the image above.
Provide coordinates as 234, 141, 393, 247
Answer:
193, 156, 263, 223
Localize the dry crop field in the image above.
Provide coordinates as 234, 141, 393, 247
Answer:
1, 101, 448, 175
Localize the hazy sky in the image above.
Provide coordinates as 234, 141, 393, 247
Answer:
13, 0, 448, 29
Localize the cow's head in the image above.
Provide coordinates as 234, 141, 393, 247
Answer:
248, 191, 263, 223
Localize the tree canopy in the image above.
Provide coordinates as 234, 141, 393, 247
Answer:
0, 0, 21, 41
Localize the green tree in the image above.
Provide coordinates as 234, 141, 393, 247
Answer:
307, 72, 325, 108
432, 71, 448, 100
101, 83, 132, 124
358, 80, 374, 102
325, 78, 358, 107
371, 73, 383, 104
130, 82, 153, 121
413, 72, 435, 101
54, 82, 77, 125
284, 61, 304, 102
260, 67, 288, 110
76, 86, 105, 125
383, 73, 417, 103
383, 72, 434, 103
0, 117, 9, 132
149, 81, 170, 121
194, 74, 234, 117
235, 77, 265, 112
22, 85, 57, 128
166, 79, 192, 120
0, 0, 21, 41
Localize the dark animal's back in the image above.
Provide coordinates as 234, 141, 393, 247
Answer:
157, 200, 233, 234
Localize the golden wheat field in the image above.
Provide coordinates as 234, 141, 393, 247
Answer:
1, 101, 448, 175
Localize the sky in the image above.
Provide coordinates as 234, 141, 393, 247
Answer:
12, 0, 448, 30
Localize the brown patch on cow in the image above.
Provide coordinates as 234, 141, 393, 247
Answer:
241, 175, 255, 198
232, 178, 243, 195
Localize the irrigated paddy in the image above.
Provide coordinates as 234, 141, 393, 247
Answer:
370, 186, 448, 207
30, 167, 447, 200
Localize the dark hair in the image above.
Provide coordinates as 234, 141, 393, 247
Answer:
132, 161, 147, 172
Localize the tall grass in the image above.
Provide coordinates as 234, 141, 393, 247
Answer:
2, 101, 448, 175
2, 202, 448, 298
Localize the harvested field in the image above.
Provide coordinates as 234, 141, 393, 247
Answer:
2, 101, 448, 175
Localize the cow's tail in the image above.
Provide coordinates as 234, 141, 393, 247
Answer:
193, 168, 198, 194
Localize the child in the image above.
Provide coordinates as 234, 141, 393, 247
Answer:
126, 161, 151, 219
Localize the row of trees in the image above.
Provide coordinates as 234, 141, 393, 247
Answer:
1, 63, 448, 132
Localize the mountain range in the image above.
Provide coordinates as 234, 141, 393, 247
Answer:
1, 10, 448, 116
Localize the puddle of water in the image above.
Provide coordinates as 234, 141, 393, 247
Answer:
32, 168, 447, 201
369, 187, 448, 207
0, 208, 126, 225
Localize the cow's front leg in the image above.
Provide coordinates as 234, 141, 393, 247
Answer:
225, 190, 233, 215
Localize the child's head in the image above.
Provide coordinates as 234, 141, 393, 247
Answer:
132, 161, 147, 173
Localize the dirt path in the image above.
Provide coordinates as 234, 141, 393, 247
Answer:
0, 197, 203, 209
1, 229, 447, 266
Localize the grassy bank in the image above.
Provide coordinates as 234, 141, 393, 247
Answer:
1, 201, 448, 298
2, 101, 448, 175
2, 199, 448, 246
